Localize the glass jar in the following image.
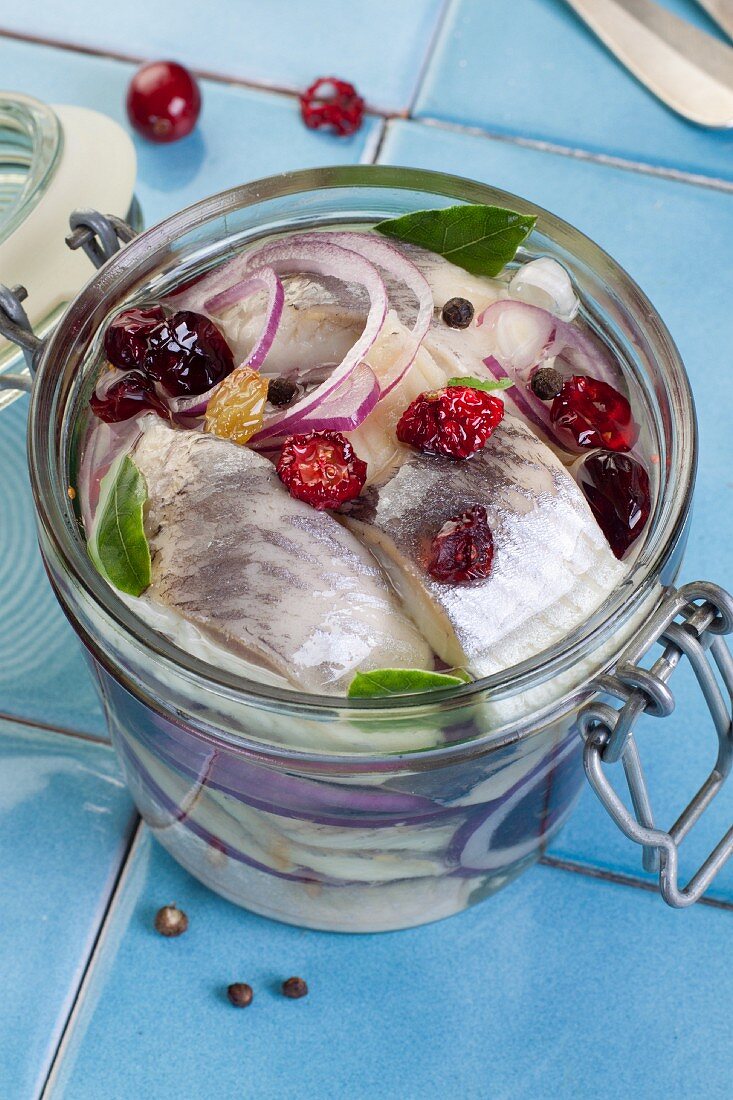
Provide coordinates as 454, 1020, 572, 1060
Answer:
14, 166, 730, 931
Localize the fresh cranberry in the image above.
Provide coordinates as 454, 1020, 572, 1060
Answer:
428, 506, 494, 584
126, 61, 201, 143
576, 451, 651, 559
104, 305, 165, 370
396, 385, 504, 460
277, 431, 367, 510
551, 375, 637, 452
144, 310, 234, 397
90, 371, 169, 423
299, 77, 365, 136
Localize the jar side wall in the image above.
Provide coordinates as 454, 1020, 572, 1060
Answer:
97, 661, 586, 931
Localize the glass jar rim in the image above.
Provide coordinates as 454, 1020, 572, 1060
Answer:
28, 164, 696, 718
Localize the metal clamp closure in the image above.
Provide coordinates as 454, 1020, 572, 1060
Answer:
0, 284, 43, 383
579, 582, 733, 907
66, 209, 138, 269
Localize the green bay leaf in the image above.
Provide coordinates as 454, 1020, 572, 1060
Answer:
87, 454, 151, 597
375, 204, 536, 277
447, 376, 514, 393
347, 667, 471, 699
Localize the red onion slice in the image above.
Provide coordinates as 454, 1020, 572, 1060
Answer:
78, 415, 144, 533
482, 356, 571, 452
276, 362, 380, 441
290, 232, 434, 397
479, 299, 617, 384
167, 379, 224, 417
243, 240, 388, 444
204, 266, 284, 372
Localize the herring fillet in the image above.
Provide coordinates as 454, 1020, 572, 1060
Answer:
132, 420, 432, 692
344, 415, 626, 677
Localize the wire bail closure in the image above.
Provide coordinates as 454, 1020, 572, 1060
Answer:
0, 207, 139, 397
65, 206, 139, 270
579, 581, 733, 907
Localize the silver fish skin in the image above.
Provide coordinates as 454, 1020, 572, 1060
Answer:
343, 415, 626, 677
132, 420, 432, 692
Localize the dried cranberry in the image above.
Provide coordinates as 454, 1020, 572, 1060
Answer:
576, 451, 651, 559
299, 77, 365, 136
145, 310, 234, 397
396, 385, 504, 460
126, 61, 201, 143
90, 371, 169, 423
104, 306, 165, 371
428, 505, 494, 584
551, 375, 637, 452
277, 431, 367, 510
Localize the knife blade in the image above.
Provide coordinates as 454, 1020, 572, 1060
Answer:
697, 0, 733, 42
566, 0, 733, 128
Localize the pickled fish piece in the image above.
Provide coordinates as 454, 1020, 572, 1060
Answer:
343, 415, 625, 677
211, 273, 366, 376
132, 420, 432, 692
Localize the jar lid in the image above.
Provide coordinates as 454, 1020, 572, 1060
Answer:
0, 93, 137, 400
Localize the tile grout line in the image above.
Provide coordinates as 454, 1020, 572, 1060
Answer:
40, 818, 145, 1100
0, 25, 308, 103
360, 117, 388, 166
367, 118, 390, 166
540, 854, 733, 912
0, 23, 731, 195
405, 0, 456, 119
0, 24, 401, 119
0, 710, 109, 746
413, 115, 733, 195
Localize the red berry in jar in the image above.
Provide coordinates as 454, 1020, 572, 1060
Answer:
277, 431, 367, 510
90, 370, 169, 423
144, 310, 234, 397
396, 385, 505, 460
126, 61, 201, 143
551, 375, 637, 452
576, 450, 651, 560
299, 77, 365, 136
104, 305, 165, 371
428, 505, 494, 584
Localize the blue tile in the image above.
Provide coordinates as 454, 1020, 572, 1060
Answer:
0, 36, 384, 229
378, 119, 733, 898
0, 718, 135, 1099
47, 836, 733, 1100
0, 0, 445, 112
415, 0, 733, 183
0, 396, 106, 735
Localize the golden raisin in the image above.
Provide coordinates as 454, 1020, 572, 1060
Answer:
205, 365, 268, 445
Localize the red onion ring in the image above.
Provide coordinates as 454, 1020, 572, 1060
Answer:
78, 415, 144, 533
242, 239, 388, 444
167, 379, 224, 417
480, 299, 616, 383
281, 362, 380, 438
204, 266, 284, 372
291, 231, 434, 396
482, 356, 570, 452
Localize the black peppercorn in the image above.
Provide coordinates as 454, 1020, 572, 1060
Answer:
227, 982, 254, 1007
267, 377, 298, 406
530, 366, 565, 401
154, 904, 188, 937
441, 297, 474, 329
282, 976, 308, 999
